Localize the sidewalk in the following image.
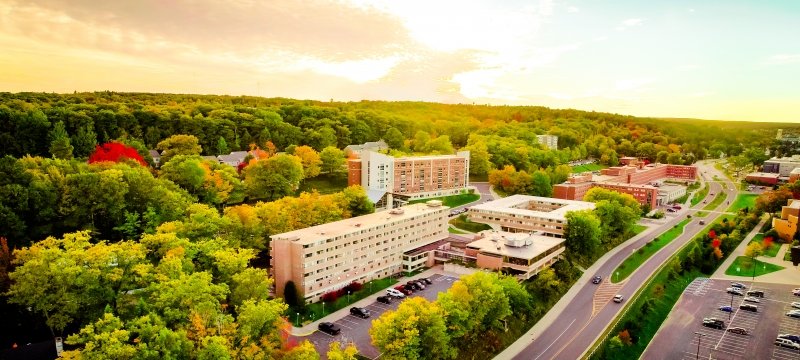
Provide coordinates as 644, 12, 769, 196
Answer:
289, 266, 454, 336
495, 223, 660, 359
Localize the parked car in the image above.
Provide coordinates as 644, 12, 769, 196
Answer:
396, 285, 413, 295
778, 334, 800, 344
673, 205, 682, 210
703, 318, 724, 330
787, 310, 800, 318
727, 327, 749, 335
412, 280, 426, 290
318, 322, 341, 335
743, 296, 760, 303
793, 289, 800, 297
613, 295, 624, 303
403, 284, 416, 292
739, 304, 757, 312
386, 288, 405, 298
667, 208, 676, 213
592, 276, 603, 284
730, 282, 747, 289
746, 290, 764, 298
421, 277, 433, 285
726, 288, 744, 296
377, 295, 392, 304
719, 306, 733, 313
791, 302, 800, 309
775, 338, 800, 350
350, 307, 371, 319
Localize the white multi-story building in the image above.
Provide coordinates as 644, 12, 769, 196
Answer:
468, 195, 595, 237
536, 135, 559, 150
270, 201, 449, 303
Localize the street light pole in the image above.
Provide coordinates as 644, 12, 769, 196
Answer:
729, 293, 733, 320
296, 312, 300, 327
694, 332, 706, 360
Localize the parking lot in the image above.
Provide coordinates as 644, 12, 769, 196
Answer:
643, 278, 800, 359
299, 274, 460, 359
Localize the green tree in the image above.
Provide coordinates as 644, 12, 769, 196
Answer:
282, 341, 320, 360
230, 268, 272, 307
564, 210, 602, 261
413, 131, 431, 152
656, 150, 668, 164
157, 134, 203, 164
327, 341, 359, 360
666, 152, 683, 164
243, 154, 305, 200
370, 297, 455, 360
236, 298, 289, 355
63, 312, 136, 359
464, 139, 492, 175
744, 241, 763, 258
216, 136, 229, 155
49, 121, 74, 159
320, 146, 346, 174
530, 170, 552, 197
384, 127, 405, 150
426, 135, 454, 154
72, 124, 98, 158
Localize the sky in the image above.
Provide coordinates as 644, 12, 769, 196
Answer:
1, 0, 799, 123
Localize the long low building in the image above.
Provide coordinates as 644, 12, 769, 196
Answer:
468, 195, 595, 237
270, 201, 449, 303
465, 231, 565, 280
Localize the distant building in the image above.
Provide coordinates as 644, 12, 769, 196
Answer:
468, 195, 595, 237
344, 140, 389, 158
217, 151, 249, 167
790, 168, 800, 183
552, 163, 697, 209
658, 184, 687, 204
745, 172, 780, 185
270, 201, 449, 303
464, 231, 565, 280
347, 150, 470, 208
536, 135, 559, 150
148, 150, 161, 167
773, 199, 800, 242
763, 155, 800, 176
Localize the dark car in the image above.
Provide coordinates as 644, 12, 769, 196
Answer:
719, 306, 733, 313
778, 334, 800, 344
728, 327, 748, 335
395, 285, 412, 296
350, 307, 371, 319
702, 318, 724, 330
377, 296, 392, 304
404, 283, 417, 291
592, 276, 602, 284
318, 322, 341, 335
746, 290, 764, 298
739, 304, 757, 312
421, 278, 433, 285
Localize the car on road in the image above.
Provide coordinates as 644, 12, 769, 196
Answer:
386, 288, 405, 298
350, 307, 371, 319
667, 208, 676, 213
778, 334, 800, 344
377, 295, 392, 304
592, 276, 602, 284
703, 318, 724, 330
719, 306, 733, 312
792, 302, 800, 309
726, 287, 744, 296
727, 327, 749, 335
730, 282, 747, 289
318, 322, 341, 335
775, 338, 800, 350
699, 220, 705, 225
746, 290, 764, 298
613, 295, 624, 303
743, 296, 760, 303
739, 304, 757, 312
787, 310, 800, 318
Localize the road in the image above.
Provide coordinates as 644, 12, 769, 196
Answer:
447, 182, 496, 217
507, 161, 739, 360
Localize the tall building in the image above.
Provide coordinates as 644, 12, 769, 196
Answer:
270, 201, 449, 303
553, 162, 697, 208
468, 195, 595, 237
347, 151, 470, 207
536, 135, 559, 150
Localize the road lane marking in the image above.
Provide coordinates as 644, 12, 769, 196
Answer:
532, 318, 575, 360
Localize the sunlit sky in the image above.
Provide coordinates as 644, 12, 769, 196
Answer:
1, 0, 799, 122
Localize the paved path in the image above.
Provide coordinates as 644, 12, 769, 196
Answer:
497, 160, 737, 360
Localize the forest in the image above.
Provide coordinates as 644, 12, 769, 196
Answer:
0, 91, 796, 358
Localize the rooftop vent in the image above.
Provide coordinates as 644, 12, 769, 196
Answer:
426, 200, 443, 207
389, 208, 405, 215
354, 223, 361, 227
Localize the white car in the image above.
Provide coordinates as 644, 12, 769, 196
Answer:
386, 288, 405, 298
613, 295, 624, 303
792, 302, 800, 309
743, 296, 760, 303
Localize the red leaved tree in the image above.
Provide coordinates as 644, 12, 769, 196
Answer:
711, 238, 721, 249
88, 142, 147, 166
708, 229, 716, 239
763, 236, 773, 249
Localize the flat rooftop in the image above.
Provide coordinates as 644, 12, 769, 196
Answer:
599, 181, 658, 190
747, 172, 781, 178
658, 184, 685, 192
272, 202, 449, 245
470, 195, 595, 220
467, 230, 564, 259
394, 154, 466, 161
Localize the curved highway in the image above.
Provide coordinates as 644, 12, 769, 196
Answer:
504, 161, 738, 360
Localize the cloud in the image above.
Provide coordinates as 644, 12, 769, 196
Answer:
616, 18, 644, 31
690, 91, 714, 98
614, 77, 655, 92
567, 6, 580, 13
764, 54, 800, 65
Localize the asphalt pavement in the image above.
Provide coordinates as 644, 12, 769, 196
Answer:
501, 161, 738, 360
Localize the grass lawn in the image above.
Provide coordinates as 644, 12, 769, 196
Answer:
726, 194, 757, 213
296, 174, 348, 195
696, 192, 726, 217
408, 192, 480, 207
571, 163, 607, 173
786, 247, 793, 261
749, 233, 780, 257
449, 214, 492, 233
448, 226, 468, 234
724, 256, 785, 277
612, 220, 690, 283
690, 185, 709, 207
302, 277, 397, 325
631, 224, 648, 235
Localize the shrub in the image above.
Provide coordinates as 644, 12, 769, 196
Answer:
321, 291, 339, 303
345, 282, 363, 292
